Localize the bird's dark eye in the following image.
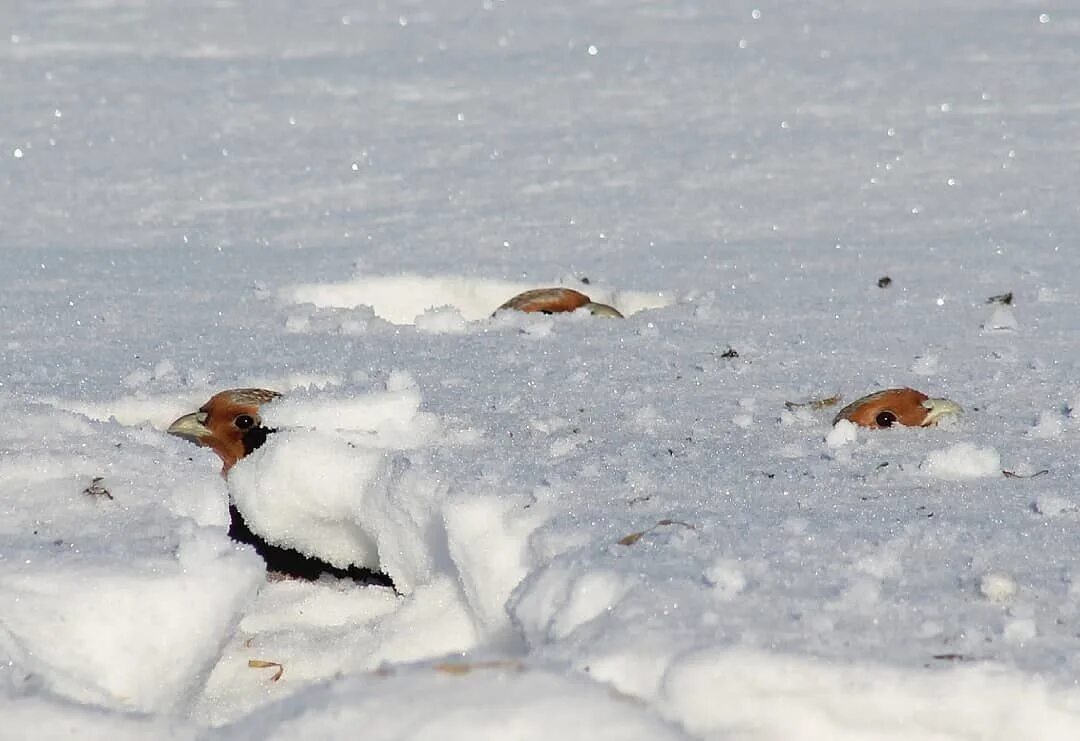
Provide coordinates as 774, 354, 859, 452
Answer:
234, 414, 256, 430
875, 410, 897, 428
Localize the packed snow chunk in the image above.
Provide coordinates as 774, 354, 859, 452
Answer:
0, 400, 262, 713
196, 576, 479, 726
1029, 410, 1065, 439
261, 385, 441, 450
660, 647, 1080, 740
216, 663, 689, 741
227, 411, 466, 595
414, 304, 469, 334
980, 571, 1019, 603
825, 418, 858, 448
0, 534, 262, 714
228, 430, 388, 572
921, 442, 1001, 480
366, 576, 480, 666
512, 564, 636, 643
442, 491, 549, 636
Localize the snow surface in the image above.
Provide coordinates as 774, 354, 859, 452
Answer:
5, 0, 1080, 738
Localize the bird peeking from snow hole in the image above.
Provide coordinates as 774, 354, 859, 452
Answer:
168, 388, 281, 473
832, 388, 962, 429
494, 287, 623, 318
168, 388, 393, 587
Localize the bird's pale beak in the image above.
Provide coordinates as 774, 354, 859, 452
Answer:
167, 411, 212, 446
921, 397, 963, 426
583, 302, 624, 318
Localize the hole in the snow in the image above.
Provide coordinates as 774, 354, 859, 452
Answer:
283, 274, 672, 325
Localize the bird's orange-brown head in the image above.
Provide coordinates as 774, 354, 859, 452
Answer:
168, 388, 281, 473
495, 287, 623, 318
832, 387, 962, 429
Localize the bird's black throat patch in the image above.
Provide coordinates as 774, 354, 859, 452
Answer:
241, 426, 275, 456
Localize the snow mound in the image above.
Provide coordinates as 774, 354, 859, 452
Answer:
229, 386, 547, 629
283, 273, 671, 324
0, 695, 196, 741
0, 400, 263, 714
216, 664, 689, 741
921, 442, 1001, 480
661, 647, 1080, 740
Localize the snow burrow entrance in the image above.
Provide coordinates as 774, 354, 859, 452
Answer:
282, 274, 673, 325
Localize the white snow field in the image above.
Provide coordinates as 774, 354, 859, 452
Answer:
4, 0, 1080, 738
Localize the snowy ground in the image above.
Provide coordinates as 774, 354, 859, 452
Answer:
4, 0, 1080, 738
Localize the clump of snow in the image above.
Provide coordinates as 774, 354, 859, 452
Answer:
0, 402, 263, 715
921, 442, 1001, 480
231, 384, 549, 649
825, 418, 858, 448
513, 565, 637, 643
980, 572, 1018, 603
414, 305, 469, 334
262, 384, 441, 450
228, 430, 389, 571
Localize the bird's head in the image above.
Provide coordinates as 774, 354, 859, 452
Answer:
495, 287, 623, 318
833, 387, 962, 428
168, 388, 282, 473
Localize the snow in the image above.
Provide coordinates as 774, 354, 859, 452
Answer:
5, 0, 1080, 737
921, 442, 1002, 480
